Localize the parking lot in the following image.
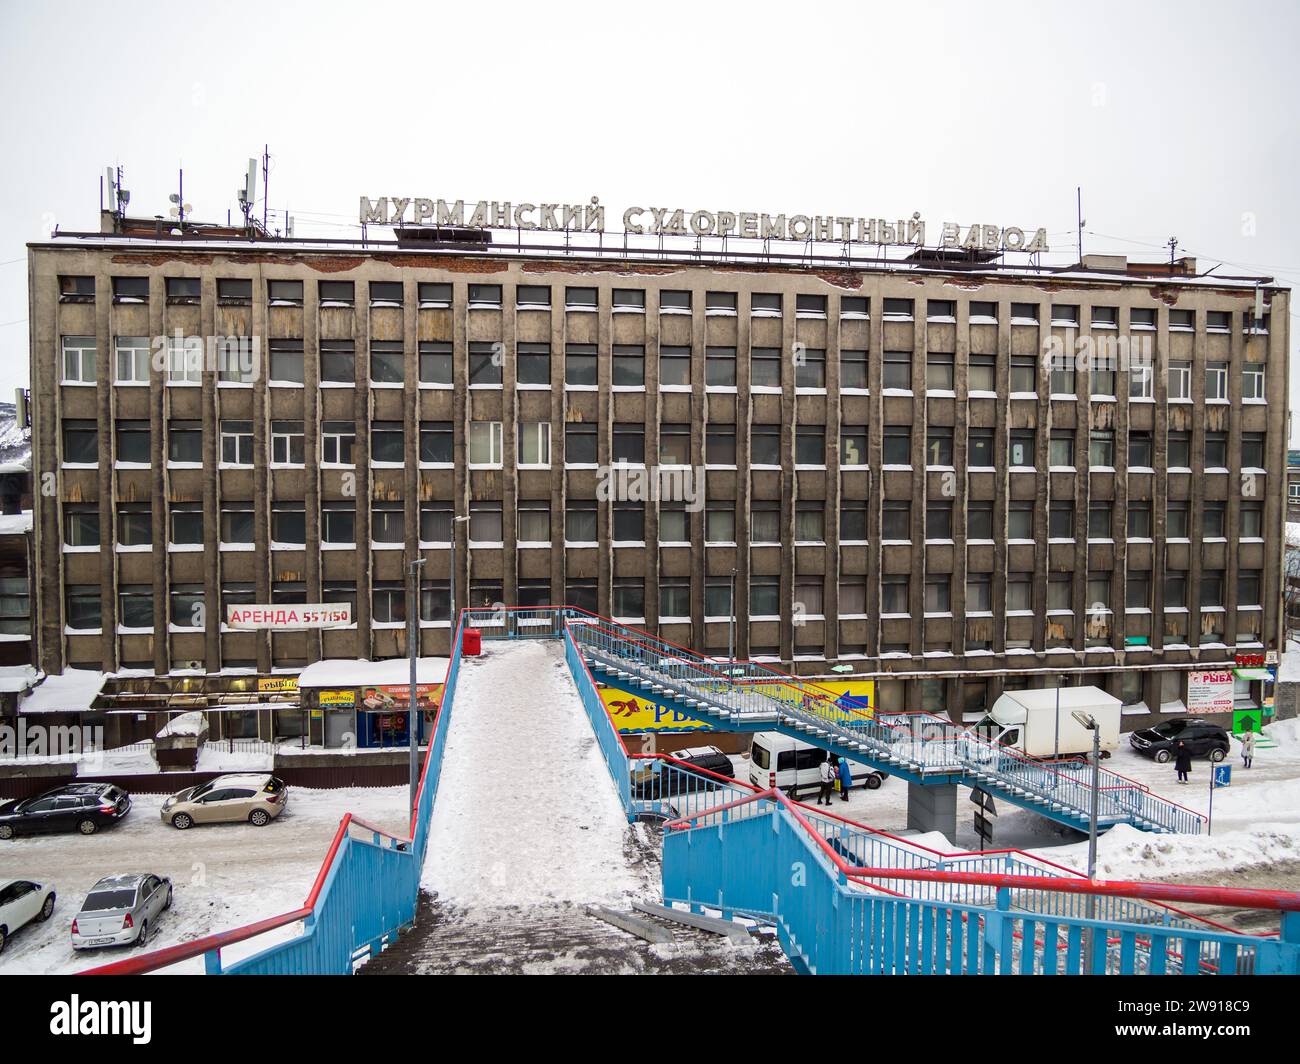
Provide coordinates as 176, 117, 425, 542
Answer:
0, 785, 409, 974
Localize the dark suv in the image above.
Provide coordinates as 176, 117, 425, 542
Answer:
631, 747, 735, 801
0, 783, 132, 839
1129, 719, 1230, 764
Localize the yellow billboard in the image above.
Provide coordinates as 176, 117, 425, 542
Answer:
600, 679, 874, 732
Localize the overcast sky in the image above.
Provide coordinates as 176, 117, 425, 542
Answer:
2, 0, 1297, 435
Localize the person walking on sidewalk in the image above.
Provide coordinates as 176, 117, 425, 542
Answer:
1174, 741, 1193, 784
1241, 725, 1257, 769
837, 754, 853, 802
816, 756, 835, 805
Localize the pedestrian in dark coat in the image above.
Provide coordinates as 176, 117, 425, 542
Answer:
1174, 741, 1193, 784
816, 757, 835, 805
837, 756, 853, 802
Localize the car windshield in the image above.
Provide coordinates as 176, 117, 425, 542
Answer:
1151, 722, 1184, 737
189, 782, 214, 800
82, 889, 137, 911
751, 746, 770, 770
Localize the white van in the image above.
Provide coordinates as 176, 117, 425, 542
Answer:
747, 732, 885, 798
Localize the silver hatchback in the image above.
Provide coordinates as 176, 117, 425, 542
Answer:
70, 873, 172, 951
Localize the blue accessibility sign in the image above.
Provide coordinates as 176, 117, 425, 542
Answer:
1213, 764, 1232, 788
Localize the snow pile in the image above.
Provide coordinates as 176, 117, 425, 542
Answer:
297, 656, 448, 688
19, 669, 107, 713
1263, 717, 1300, 754
0, 509, 32, 536
423, 640, 641, 907
156, 710, 205, 738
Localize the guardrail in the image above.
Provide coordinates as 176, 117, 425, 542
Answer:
662, 789, 1300, 975
80, 612, 470, 976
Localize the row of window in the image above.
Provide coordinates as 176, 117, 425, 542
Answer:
58, 275, 1266, 333
61, 415, 1270, 474
58, 334, 1268, 399
61, 493, 1271, 551
60, 566, 1268, 634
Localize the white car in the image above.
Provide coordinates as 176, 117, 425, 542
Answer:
0, 878, 57, 953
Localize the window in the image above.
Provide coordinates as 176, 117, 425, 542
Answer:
613, 345, 645, 387
417, 341, 453, 386
612, 423, 644, 464
468, 421, 503, 466
1088, 430, 1114, 468
1241, 432, 1265, 469
1007, 573, 1033, 612
322, 502, 356, 544
1048, 574, 1072, 611
468, 284, 501, 307
113, 276, 149, 303
469, 501, 503, 543
115, 420, 150, 465
1167, 430, 1190, 469
167, 419, 201, 464
1166, 501, 1189, 539
961, 427, 991, 469
566, 423, 597, 465
321, 340, 356, 384
1051, 304, 1079, 325
1010, 355, 1037, 393
1091, 306, 1118, 328
272, 501, 306, 545
371, 502, 405, 544
1049, 429, 1074, 467
1008, 500, 1033, 539
1090, 358, 1116, 397
565, 286, 597, 310
371, 421, 404, 464
367, 281, 402, 307
370, 341, 405, 384
321, 421, 355, 465
660, 290, 691, 312
220, 420, 254, 466
1127, 501, 1152, 539
840, 349, 867, 390
468, 342, 502, 386
1011, 302, 1038, 323
1207, 310, 1231, 333
751, 292, 781, 315
59, 275, 95, 302
565, 343, 597, 386
842, 296, 869, 318
1049, 354, 1075, 396
924, 575, 950, 614
927, 502, 953, 540
319, 280, 354, 307
413, 502, 449, 545
1200, 571, 1225, 609
927, 299, 955, 321
220, 503, 254, 545
794, 504, 822, 543
66, 585, 101, 630
217, 278, 251, 305
1049, 501, 1074, 538
795, 425, 824, 466
882, 574, 909, 614
660, 423, 691, 466
883, 298, 913, 319
166, 584, 203, 630
883, 350, 911, 390
659, 502, 688, 544
419, 282, 452, 308
1238, 571, 1261, 607
706, 291, 737, 314
613, 578, 645, 618
927, 351, 955, 391
1129, 430, 1153, 468
113, 336, 150, 384
1205, 362, 1228, 401
970, 300, 998, 322
839, 581, 866, 616
1089, 503, 1112, 539
840, 425, 867, 467
271, 420, 304, 465
61, 336, 97, 383
518, 500, 550, 543
1126, 573, 1151, 611
794, 348, 825, 389
707, 502, 737, 543
660, 346, 692, 387
1240, 501, 1263, 539
752, 500, 781, 544
795, 293, 827, 317
213, 336, 254, 383
882, 500, 910, 540
1203, 501, 1226, 539
970, 353, 996, 392
883, 425, 911, 465
518, 422, 550, 466
705, 346, 737, 388
1129, 361, 1153, 400
1166, 359, 1192, 401
419, 421, 453, 464
1205, 431, 1228, 469
372, 582, 406, 624
170, 502, 202, 545
64, 505, 100, 547
1009, 428, 1035, 468
967, 573, 993, 613
1086, 573, 1111, 611
968, 501, 994, 540
269, 339, 304, 384
794, 578, 823, 617
513, 284, 551, 309
751, 424, 781, 466
750, 575, 779, 616
268, 280, 303, 306
1164, 571, 1187, 609
706, 424, 736, 466
612, 288, 644, 312
566, 500, 597, 543
166, 335, 202, 384
1243, 363, 1265, 401
517, 343, 550, 386
926, 426, 953, 467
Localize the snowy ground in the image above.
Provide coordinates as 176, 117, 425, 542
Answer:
0, 785, 409, 974
423, 640, 641, 908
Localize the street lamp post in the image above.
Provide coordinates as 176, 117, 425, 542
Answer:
727, 566, 737, 673
1072, 709, 1102, 968
448, 513, 472, 646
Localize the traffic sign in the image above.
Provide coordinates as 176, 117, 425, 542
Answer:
969, 788, 998, 816
1213, 764, 1232, 789
974, 811, 994, 843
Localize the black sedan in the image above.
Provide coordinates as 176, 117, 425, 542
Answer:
632, 748, 735, 801
0, 783, 132, 839
1129, 719, 1231, 764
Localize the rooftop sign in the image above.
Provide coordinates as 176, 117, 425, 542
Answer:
358, 196, 1050, 253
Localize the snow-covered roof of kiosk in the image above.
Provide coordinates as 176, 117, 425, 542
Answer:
296, 657, 450, 689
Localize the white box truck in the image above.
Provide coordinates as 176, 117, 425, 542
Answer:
974, 687, 1121, 760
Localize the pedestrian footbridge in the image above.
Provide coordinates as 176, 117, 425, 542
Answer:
85, 606, 1300, 977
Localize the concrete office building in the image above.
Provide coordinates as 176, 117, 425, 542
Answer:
26, 210, 1291, 728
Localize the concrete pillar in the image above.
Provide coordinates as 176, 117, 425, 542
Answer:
907, 781, 957, 838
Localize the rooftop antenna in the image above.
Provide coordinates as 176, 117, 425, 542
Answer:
1167, 236, 1178, 265
237, 156, 258, 228
261, 145, 270, 230
105, 165, 130, 219
168, 168, 191, 230
1076, 186, 1085, 260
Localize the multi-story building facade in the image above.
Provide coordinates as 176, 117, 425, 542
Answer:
26, 215, 1290, 729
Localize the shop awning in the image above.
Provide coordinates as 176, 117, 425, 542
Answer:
1234, 668, 1272, 681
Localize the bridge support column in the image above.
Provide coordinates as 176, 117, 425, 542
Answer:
906, 782, 957, 838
